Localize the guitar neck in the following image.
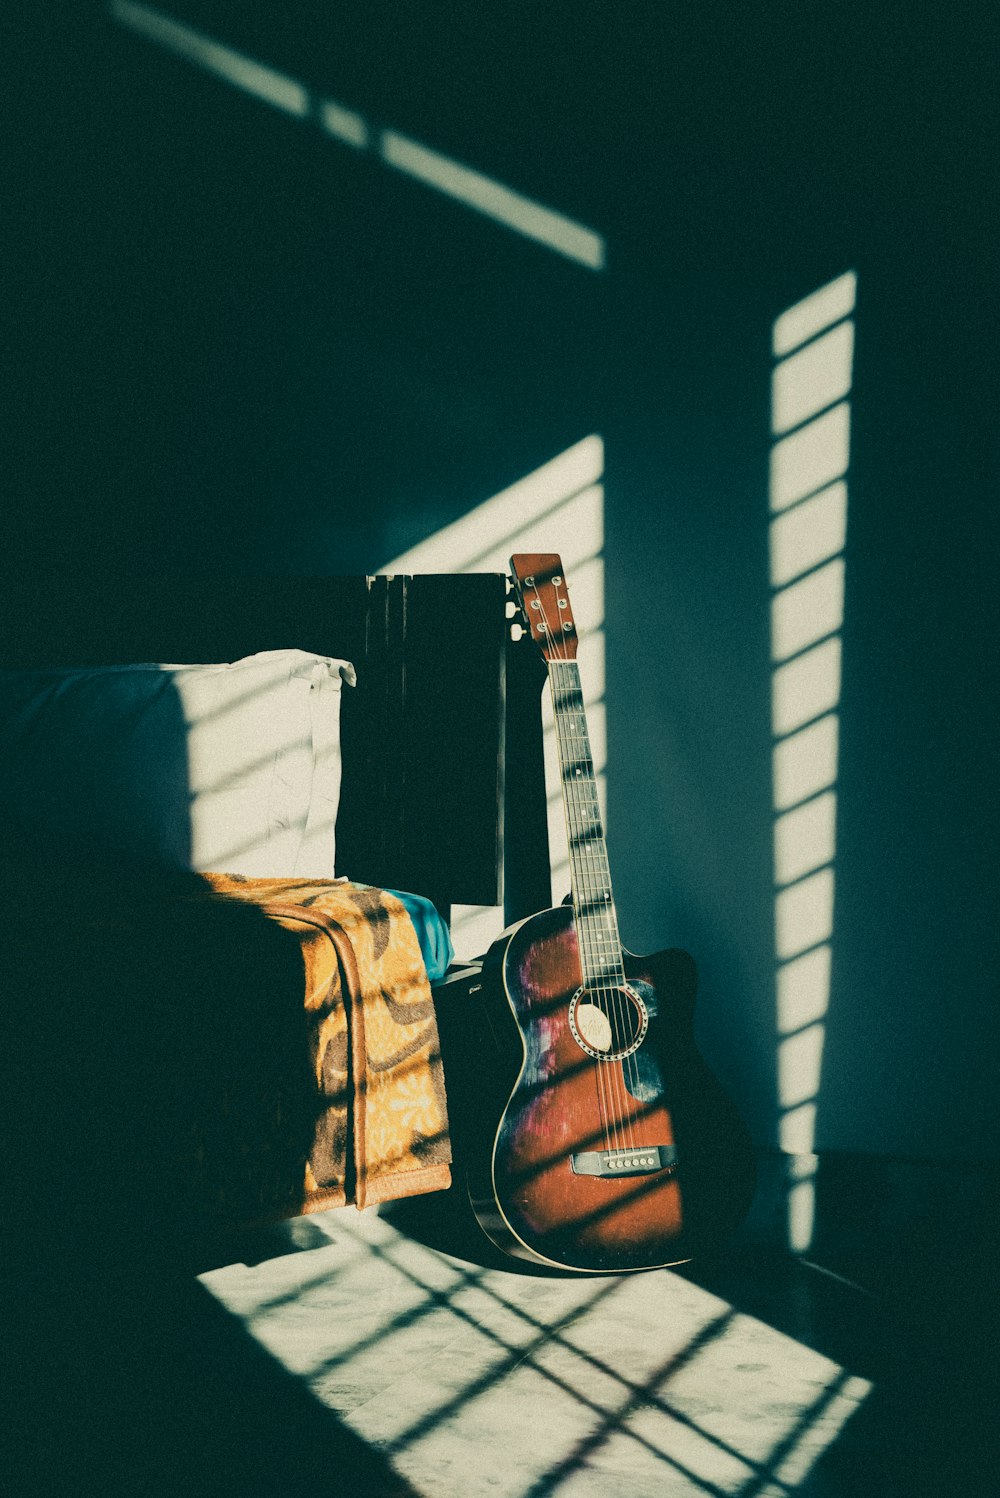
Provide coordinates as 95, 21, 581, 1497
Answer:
549, 659, 625, 987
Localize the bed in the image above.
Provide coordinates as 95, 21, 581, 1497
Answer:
0, 574, 552, 1266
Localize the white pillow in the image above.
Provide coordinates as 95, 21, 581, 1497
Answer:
0, 649, 356, 877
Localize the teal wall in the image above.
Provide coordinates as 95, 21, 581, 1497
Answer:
11, 1, 997, 1159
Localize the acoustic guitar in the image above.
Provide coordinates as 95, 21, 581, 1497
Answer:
466, 554, 756, 1272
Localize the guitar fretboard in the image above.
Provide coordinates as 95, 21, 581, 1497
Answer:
549, 660, 625, 988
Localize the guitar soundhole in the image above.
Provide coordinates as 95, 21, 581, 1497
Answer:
568, 984, 649, 1061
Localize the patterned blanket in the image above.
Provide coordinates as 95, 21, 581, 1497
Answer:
200, 876, 452, 1219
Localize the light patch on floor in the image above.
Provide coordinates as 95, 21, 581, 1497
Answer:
201, 1208, 871, 1497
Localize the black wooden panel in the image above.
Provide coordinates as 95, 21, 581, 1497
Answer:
396, 574, 506, 909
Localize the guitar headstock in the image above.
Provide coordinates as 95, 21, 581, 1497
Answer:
509, 554, 578, 662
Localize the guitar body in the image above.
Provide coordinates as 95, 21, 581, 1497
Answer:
468, 905, 756, 1272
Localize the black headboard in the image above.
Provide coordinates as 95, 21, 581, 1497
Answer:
1, 575, 509, 910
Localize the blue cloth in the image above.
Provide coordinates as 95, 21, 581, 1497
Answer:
382, 888, 454, 982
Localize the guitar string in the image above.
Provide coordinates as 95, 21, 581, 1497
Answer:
537, 583, 638, 1157
550, 656, 641, 1157
553, 661, 622, 1153
523, 574, 618, 1152
548, 647, 639, 1157
525, 571, 640, 1156
547, 646, 624, 1154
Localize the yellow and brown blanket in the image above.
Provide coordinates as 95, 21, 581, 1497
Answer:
199, 875, 452, 1220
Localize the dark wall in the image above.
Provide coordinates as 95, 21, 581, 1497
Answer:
9, 2, 998, 1159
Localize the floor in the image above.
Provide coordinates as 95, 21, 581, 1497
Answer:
8, 1188, 996, 1498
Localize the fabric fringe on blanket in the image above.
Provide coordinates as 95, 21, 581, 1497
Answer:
202, 876, 452, 1219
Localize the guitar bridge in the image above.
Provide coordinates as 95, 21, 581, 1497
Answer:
570, 1145, 678, 1178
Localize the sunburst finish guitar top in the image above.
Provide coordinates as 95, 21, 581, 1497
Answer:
466, 555, 755, 1273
